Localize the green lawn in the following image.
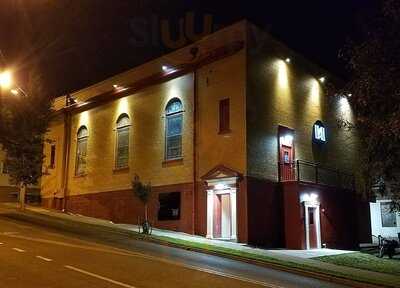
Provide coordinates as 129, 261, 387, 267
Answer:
315, 252, 400, 276
142, 235, 400, 287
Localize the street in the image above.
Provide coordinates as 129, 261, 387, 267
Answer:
0, 214, 353, 288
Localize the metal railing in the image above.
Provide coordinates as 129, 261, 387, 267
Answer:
279, 160, 355, 190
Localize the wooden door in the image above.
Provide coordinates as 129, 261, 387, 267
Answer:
213, 194, 221, 238
308, 207, 318, 249
220, 194, 231, 238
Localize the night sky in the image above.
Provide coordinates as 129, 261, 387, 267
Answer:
0, 0, 379, 97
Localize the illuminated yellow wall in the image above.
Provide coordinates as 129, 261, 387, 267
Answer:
197, 50, 247, 179
62, 74, 193, 197
246, 26, 357, 181
41, 115, 66, 199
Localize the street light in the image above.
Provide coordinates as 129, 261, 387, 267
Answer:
0, 71, 12, 88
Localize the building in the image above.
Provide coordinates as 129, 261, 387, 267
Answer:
369, 198, 400, 242
41, 21, 360, 249
0, 148, 40, 203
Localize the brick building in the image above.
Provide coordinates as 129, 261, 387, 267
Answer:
41, 21, 360, 249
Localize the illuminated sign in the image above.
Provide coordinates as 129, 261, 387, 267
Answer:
313, 121, 326, 143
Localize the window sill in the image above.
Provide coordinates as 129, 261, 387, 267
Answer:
113, 166, 130, 174
162, 157, 183, 167
218, 129, 232, 135
74, 173, 87, 178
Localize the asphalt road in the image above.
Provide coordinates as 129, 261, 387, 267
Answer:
0, 215, 352, 288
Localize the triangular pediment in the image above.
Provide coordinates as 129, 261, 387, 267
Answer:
201, 165, 242, 180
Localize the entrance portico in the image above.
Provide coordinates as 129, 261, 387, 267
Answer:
201, 165, 242, 241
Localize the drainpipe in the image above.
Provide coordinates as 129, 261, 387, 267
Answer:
192, 70, 198, 235
61, 96, 72, 212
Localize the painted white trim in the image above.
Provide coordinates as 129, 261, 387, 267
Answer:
304, 202, 321, 250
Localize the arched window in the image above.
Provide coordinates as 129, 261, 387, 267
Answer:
75, 126, 88, 175
165, 98, 183, 160
115, 114, 130, 169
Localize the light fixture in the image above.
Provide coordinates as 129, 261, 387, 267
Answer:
10, 89, 19, 95
214, 183, 227, 190
318, 77, 325, 83
162, 65, 169, 72
347, 93, 352, 97
0, 71, 12, 88
285, 58, 291, 63
280, 134, 294, 147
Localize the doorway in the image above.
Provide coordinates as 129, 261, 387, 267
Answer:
207, 186, 237, 240
278, 127, 295, 181
304, 203, 322, 249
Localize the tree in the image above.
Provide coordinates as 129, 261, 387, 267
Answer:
132, 174, 152, 234
0, 69, 53, 210
340, 0, 400, 210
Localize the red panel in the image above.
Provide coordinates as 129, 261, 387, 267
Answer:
308, 207, 318, 248
213, 194, 222, 238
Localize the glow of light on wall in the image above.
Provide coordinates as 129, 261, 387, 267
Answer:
276, 60, 289, 89
78, 111, 90, 128
280, 134, 293, 147
301, 193, 319, 204
338, 96, 353, 120
310, 79, 320, 104
116, 97, 129, 117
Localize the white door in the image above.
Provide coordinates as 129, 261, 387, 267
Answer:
220, 194, 231, 238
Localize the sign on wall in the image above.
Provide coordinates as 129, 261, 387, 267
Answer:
313, 121, 326, 144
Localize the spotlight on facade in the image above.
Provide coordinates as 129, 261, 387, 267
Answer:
318, 77, 326, 83
280, 134, 294, 146
285, 58, 291, 63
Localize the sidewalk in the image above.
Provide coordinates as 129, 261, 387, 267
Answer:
1, 203, 399, 288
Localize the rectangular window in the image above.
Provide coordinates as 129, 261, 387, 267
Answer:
75, 138, 87, 175
166, 114, 182, 160
116, 127, 129, 169
219, 98, 230, 133
50, 145, 56, 169
381, 202, 397, 227
158, 192, 181, 221
2, 161, 8, 174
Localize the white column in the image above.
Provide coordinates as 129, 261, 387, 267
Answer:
206, 190, 214, 239
315, 205, 322, 249
304, 204, 310, 250
230, 189, 237, 240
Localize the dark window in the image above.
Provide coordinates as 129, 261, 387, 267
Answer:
75, 126, 88, 175
165, 98, 183, 160
115, 114, 130, 169
2, 161, 8, 174
381, 202, 397, 227
219, 98, 230, 133
50, 145, 56, 169
158, 192, 181, 221
309, 210, 314, 225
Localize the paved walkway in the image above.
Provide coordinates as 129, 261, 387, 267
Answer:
6, 203, 353, 259
2, 203, 399, 287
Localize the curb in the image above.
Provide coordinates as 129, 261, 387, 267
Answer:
1, 208, 396, 288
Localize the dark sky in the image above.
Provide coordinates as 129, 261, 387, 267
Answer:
0, 0, 379, 97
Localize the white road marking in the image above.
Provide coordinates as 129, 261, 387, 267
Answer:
64, 265, 137, 288
1, 233, 283, 287
12, 248, 25, 253
36, 255, 52, 262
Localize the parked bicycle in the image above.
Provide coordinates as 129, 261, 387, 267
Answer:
378, 235, 399, 259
